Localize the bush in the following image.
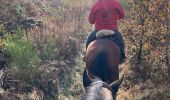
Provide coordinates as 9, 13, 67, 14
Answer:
3, 29, 40, 69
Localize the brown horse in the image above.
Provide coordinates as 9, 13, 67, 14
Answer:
82, 30, 123, 100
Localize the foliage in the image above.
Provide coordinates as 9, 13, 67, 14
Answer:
118, 0, 129, 8
1, 29, 42, 95
0, 0, 89, 99
0, 0, 27, 27
120, 0, 169, 81
43, 39, 56, 61
3, 29, 40, 69
118, 0, 170, 99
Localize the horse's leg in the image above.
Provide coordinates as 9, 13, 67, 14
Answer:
83, 68, 91, 89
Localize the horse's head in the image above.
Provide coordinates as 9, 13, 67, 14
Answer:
82, 74, 124, 100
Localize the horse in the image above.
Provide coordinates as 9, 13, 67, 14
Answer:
82, 75, 123, 100
82, 30, 123, 100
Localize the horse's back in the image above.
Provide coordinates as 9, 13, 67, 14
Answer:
86, 39, 120, 66
86, 39, 120, 83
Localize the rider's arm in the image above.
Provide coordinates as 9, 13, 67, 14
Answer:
114, 1, 125, 19
88, 4, 97, 24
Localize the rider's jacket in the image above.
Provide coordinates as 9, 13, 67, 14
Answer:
89, 0, 125, 30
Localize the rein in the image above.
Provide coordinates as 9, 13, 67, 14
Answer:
90, 80, 113, 93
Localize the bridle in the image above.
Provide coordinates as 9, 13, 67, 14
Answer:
90, 80, 113, 93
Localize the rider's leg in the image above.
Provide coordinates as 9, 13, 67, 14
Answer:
83, 68, 91, 89
86, 30, 98, 49
83, 30, 98, 62
114, 30, 126, 63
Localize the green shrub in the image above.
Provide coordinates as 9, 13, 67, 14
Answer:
43, 37, 56, 61
3, 29, 40, 69
1, 29, 43, 94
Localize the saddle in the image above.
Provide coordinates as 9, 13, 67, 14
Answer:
95, 29, 126, 64
96, 30, 116, 40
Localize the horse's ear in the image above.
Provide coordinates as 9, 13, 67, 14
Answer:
109, 75, 124, 94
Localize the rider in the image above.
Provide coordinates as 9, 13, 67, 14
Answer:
86, 0, 126, 64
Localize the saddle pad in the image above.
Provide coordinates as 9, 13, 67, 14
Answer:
96, 30, 115, 38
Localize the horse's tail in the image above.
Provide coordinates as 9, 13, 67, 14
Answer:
90, 51, 108, 82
